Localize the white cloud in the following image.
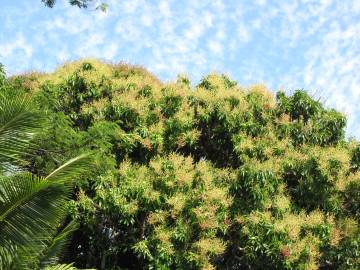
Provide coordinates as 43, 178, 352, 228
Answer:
159, 1, 172, 17
185, 24, 205, 41
237, 25, 250, 42
216, 28, 226, 40
276, 1, 360, 137
103, 43, 119, 60
203, 11, 213, 27
121, 0, 142, 14
141, 13, 154, 27
208, 40, 223, 55
57, 49, 70, 62
255, 0, 267, 6
0, 33, 32, 58
115, 21, 141, 41
2, 0, 360, 138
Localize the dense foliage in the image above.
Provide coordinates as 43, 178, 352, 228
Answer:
8, 59, 360, 269
0, 64, 91, 270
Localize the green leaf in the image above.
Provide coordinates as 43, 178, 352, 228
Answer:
96, 3, 109, 12
0, 154, 91, 268
40, 221, 79, 267
43, 263, 78, 270
0, 90, 43, 173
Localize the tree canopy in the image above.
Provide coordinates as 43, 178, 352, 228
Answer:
6, 59, 360, 269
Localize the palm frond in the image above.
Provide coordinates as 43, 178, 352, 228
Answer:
40, 221, 79, 267
0, 154, 91, 268
0, 244, 17, 269
0, 91, 44, 173
45, 153, 92, 183
42, 263, 96, 270
0, 172, 69, 247
43, 263, 79, 270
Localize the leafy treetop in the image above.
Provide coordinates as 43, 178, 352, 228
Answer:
8, 59, 360, 270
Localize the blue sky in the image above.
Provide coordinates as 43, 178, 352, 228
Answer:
1, 0, 360, 138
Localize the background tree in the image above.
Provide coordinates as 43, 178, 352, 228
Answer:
9, 59, 360, 270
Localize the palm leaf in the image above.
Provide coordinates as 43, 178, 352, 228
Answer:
45, 153, 91, 183
42, 263, 96, 270
0, 154, 91, 268
0, 173, 70, 269
0, 173, 68, 245
0, 91, 43, 173
0, 244, 17, 269
39, 221, 79, 267
43, 263, 79, 270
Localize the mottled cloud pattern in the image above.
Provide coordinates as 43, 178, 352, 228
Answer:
0, 0, 360, 138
